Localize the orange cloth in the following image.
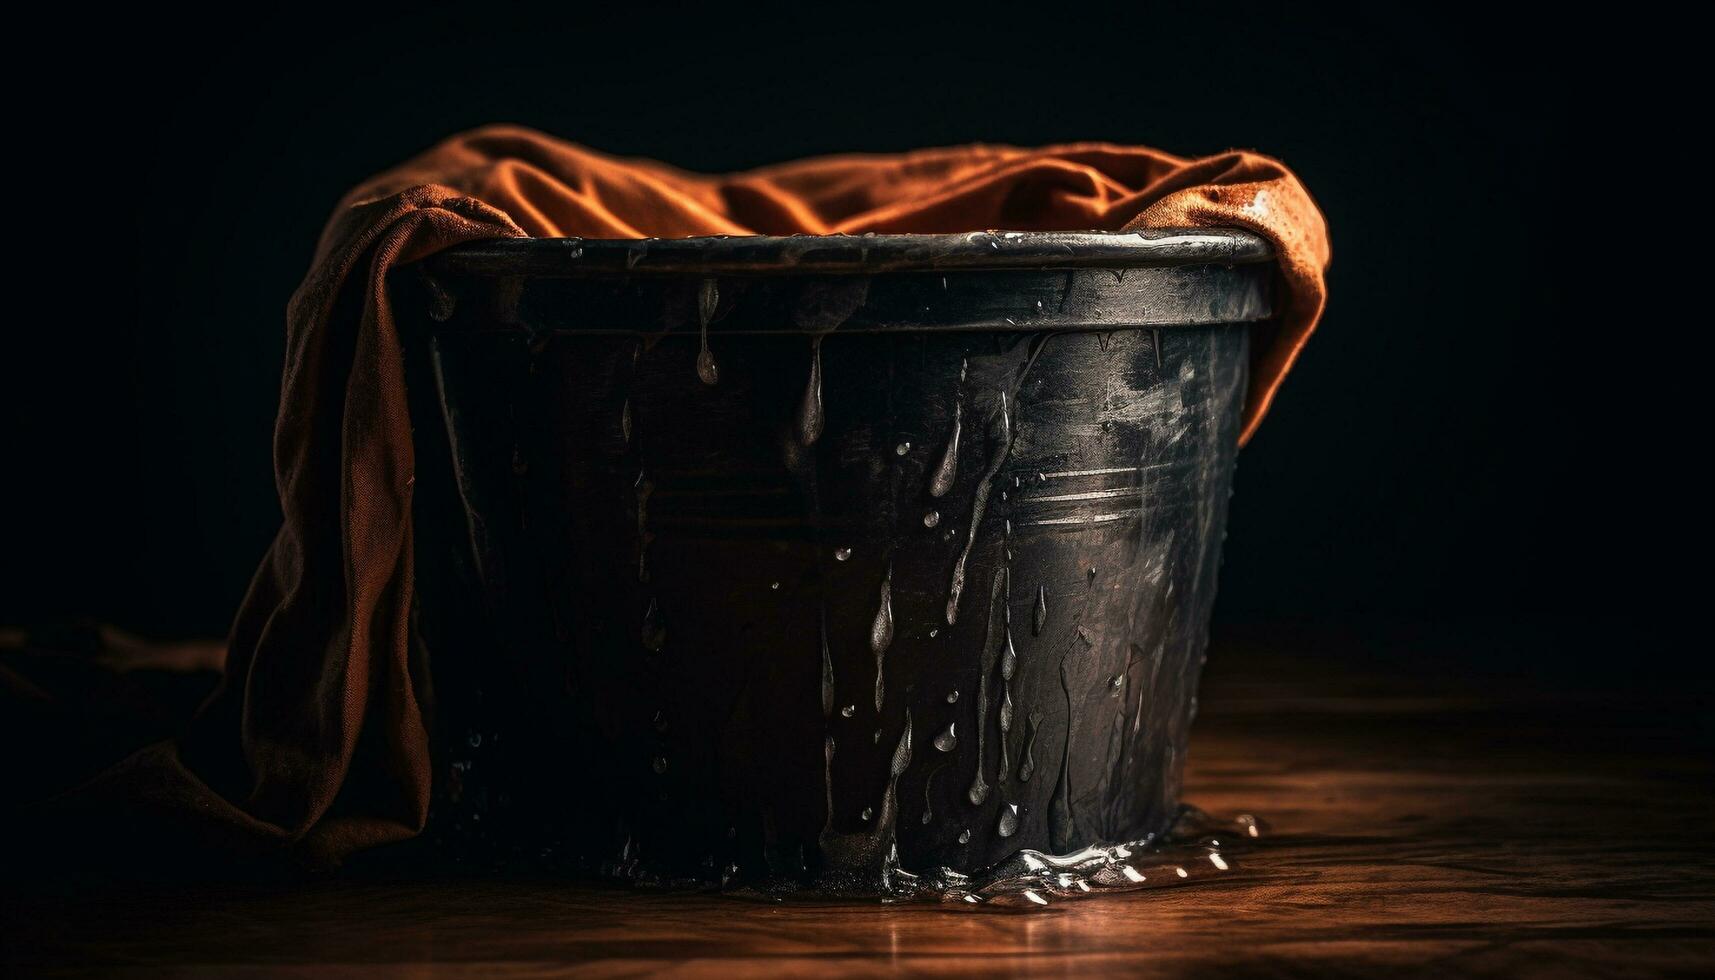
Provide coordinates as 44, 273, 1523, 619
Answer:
42, 126, 1328, 868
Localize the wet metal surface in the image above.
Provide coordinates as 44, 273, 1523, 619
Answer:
409, 233, 1255, 884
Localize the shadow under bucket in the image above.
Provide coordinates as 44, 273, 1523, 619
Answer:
406, 229, 1271, 892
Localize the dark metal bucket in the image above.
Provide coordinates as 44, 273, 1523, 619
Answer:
407, 229, 1270, 887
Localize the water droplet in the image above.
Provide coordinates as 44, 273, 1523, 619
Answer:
1000, 626, 1018, 681
873, 729, 882, 744
634, 472, 654, 583
1175, 867, 1189, 879
467, 732, 482, 748
1018, 711, 1042, 782
820, 613, 836, 719
861, 807, 874, 821
928, 629, 939, 638
652, 709, 668, 733
1122, 865, 1146, 883
641, 598, 666, 652
997, 803, 1020, 838
1088, 566, 1097, 582
945, 391, 1014, 626
770, 581, 780, 590
895, 441, 911, 456
921, 761, 947, 826
1033, 585, 1049, 636
922, 510, 941, 528
958, 829, 971, 844
698, 279, 719, 321
652, 755, 668, 774
1209, 852, 1229, 871
890, 711, 914, 777
968, 774, 990, 806
620, 398, 632, 444
696, 278, 719, 385
840, 704, 856, 718
834, 547, 852, 562
946, 690, 959, 704
933, 722, 958, 753
999, 685, 1014, 733
1109, 674, 1125, 693
796, 340, 823, 445
929, 402, 961, 497
870, 564, 893, 712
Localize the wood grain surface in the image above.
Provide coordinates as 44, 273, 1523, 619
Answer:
6, 623, 1711, 977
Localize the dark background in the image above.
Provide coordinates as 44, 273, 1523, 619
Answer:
3, 3, 1700, 669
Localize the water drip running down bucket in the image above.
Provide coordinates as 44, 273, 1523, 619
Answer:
406, 229, 1270, 894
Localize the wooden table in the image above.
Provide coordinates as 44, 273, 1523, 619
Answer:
6, 623, 1711, 976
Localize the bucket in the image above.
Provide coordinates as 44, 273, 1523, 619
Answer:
406, 229, 1270, 889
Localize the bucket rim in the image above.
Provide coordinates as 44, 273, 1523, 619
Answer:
428, 228, 1271, 278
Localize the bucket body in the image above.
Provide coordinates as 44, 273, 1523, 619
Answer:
407, 231, 1268, 884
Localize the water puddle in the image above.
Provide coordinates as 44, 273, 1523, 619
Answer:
599, 806, 1265, 909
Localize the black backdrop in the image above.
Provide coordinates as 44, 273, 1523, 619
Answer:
3, 3, 1701, 668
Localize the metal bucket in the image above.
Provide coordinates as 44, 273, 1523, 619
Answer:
407, 230, 1271, 888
